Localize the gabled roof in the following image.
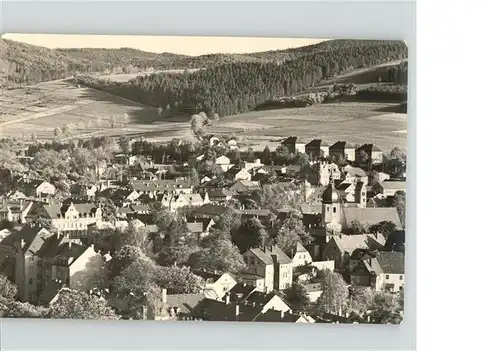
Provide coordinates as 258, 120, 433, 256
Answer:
292, 242, 309, 256
242, 209, 272, 217
0, 226, 52, 254
192, 299, 263, 322
300, 203, 322, 215
192, 269, 224, 283
344, 166, 367, 178
192, 204, 231, 217
281, 136, 298, 144
254, 310, 309, 323
343, 208, 402, 229
332, 234, 386, 255
39, 280, 63, 305
376, 251, 404, 274
230, 283, 257, 300
378, 181, 406, 190
305, 139, 324, 148
54, 243, 89, 266
164, 293, 206, 315
246, 246, 292, 265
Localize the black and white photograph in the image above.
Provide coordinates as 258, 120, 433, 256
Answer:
0, 34, 407, 324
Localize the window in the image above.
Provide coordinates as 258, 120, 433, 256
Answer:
385, 275, 390, 279
399, 286, 403, 291
333, 207, 336, 213
399, 275, 403, 280
28, 278, 33, 285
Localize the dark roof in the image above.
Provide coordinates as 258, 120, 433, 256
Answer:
165, 293, 205, 315
300, 203, 322, 215
305, 139, 323, 148
128, 179, 191, 192
377, 251, 404, 274
322, 184, 340, 204
244, 291, 286, 308
305, 282, 322, 293
254, 310, 304, 323
247, 246, 292, 265
191, 299, 263, 322
207, 189, 235, 198
281, 136, 298, 145
229, 283, 257, 300
39, 280, 63, 305
0, 225, 52, 254
343, 208, 402, 229
192, 269, 224, 283
192, 204, 232, 217
54, 243, 89, 266
242, 209, 272, 217
336, 182, 354, 191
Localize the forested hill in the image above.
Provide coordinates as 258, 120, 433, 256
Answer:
76, 40, 408, 116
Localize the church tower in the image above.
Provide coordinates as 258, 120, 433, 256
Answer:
321, 183, 341, 228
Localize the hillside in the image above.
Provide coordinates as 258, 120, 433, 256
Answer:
0, 38, 89, 86
75, 40, 408, 116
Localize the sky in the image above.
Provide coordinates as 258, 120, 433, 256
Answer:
2, 34, 328, 56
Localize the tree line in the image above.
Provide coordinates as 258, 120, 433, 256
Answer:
75, 41, 408, 117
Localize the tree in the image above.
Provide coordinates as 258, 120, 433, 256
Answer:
189, 167, 200, 186
317, 269, 349, 315
262, 146, 272, 165
2, 301, 47, 318
246, 147, 255, 162
348, 219, 367, 234
49, 289, 119, 320
70, 255, 109, 292
284, 282, 311, 312
155, 265, 203, 294
97, 196, 117, 222
190, 114, 208, 140
274, 213, 312, 255
368, 221, 397, 238
122, 221, 151, 252
233, 218, 268, 253
0, 274, 17, 301
393, 191, 406, 228
33, 218, 56, 232
119, 135, 132, 154
62, 124, 72, 136
188, 230, 246, 273
54, 127, 62, 137
367, 290, 403, 324
212, 207, 241, 236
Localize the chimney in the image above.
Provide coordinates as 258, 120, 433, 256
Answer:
235, 304, 240, 316
162, 288, 167, 304
280, 310, 284, 319
68, 241, 72, 248
225, 293, 230, 305
20, 239, 26, 248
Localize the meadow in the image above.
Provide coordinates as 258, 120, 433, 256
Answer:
0, 67, 407, 153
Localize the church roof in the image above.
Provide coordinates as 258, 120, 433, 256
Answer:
322, 184, 339, 204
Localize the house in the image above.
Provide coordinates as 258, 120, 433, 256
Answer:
0, 200, 33, 224
38, 280, 64, 306
231, 290, 291, 313
281, 136, 306, 154
207, 189, 235, 203
350, 251, 404, 292
208, 135, 221, 147
200, 175, 212, 184
343, 165, 368, 185
371, 171, 391, 185
367, 193, 391, 208
70, 184, 98, 201
186, 218, 215, 240
227, 138, 239, 151
230, 180, 260, 194
128, 179, 193, 196
372, 181, 406, 197
305, 139, 329, 159
20, 179, 56, 198
237, 273, 267, 292
304, 282, 322, 302
0, 228, 12, 242
225, 165, 252, 182
243, 245, 293, 292
323, 233, 387, 269
161, 193, 206, 213
255, 309, 315, 323
215, 155, 233, 172
191, 203, 233, 219
240, 159, 262, 171
191, 293, 311, 322
192, 270, 238, 300
6, 191, 28, 201
290, 242, 313, 267
33, 202, 103, 239
241, 209, 275, 226
316, 161, 341, 186
160, 293, 206, 320
329, 141, 356, 161
341, 207, 402, 231
356, 144, 384, 165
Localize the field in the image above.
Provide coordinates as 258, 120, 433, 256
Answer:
0, 62, 407, 152
98, 68, 201, 82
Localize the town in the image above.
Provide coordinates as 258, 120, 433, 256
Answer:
0, 131, 406, 323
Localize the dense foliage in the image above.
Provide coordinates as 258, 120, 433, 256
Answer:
76, 40, 407, 116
